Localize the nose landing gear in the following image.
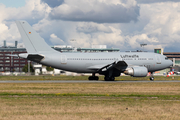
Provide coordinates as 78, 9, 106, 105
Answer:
150, 72, 154, 81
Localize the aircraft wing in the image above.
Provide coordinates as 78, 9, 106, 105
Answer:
113, 61, 128, 70
88, 61, 128, 72
87, 63, 113, 70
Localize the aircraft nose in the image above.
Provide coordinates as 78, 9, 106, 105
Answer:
169, 60, 173, 67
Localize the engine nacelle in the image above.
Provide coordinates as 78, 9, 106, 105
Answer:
124, 67, 148, 77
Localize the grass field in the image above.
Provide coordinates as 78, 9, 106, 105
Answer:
0, 82, 180, 120
0, 75, 178, 81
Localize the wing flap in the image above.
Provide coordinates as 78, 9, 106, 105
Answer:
87, 64, 110, 70
88, 61, 128, 72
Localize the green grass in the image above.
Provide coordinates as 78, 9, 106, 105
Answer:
0, 82, 180, 119
0, 75, 178, 81
0, 92, 180, 100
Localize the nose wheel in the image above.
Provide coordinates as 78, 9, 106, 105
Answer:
149, 72, 154, 81
150, 77, 154, 81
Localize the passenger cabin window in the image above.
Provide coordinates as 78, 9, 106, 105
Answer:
165, 57, 168, 60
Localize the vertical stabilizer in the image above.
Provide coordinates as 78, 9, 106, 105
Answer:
16, 21, 56, 53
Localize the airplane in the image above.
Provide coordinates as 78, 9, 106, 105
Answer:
15, 21, 173, 81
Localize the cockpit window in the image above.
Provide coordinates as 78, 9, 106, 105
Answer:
165, 57, 168, 60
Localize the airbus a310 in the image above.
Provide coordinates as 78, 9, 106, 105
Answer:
15, 21, 173, 81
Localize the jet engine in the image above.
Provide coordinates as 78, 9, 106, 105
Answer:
124, 67, 148, 77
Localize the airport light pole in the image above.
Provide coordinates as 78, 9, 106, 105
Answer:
140, 44, 147, 52
28, 60, 30, 75
70, 39, 77, 51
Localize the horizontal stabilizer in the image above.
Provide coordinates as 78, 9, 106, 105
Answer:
27, 54, 44, 62
6, 53, 44, 62
5, 54, 18, 57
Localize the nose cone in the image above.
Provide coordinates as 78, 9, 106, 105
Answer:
168, 60, 173, 67
170, 60, 173, 66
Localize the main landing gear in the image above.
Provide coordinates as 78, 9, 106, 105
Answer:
104, 76, 115, 81
88, 73, 99, 80
150, 72, 154, 81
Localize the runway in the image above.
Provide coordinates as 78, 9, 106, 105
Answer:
0, 80, 180, 83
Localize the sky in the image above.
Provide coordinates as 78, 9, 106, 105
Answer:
0, 0, 180, 52
0, 0, 26, 8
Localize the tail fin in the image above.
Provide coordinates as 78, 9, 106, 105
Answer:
16, 21, 56, 53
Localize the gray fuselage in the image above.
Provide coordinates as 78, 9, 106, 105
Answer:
39, 52, 172, 73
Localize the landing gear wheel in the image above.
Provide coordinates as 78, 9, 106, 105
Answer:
88, 76, 99, 81
104, 77, 109, 81
150, 72, 154, 81
94, 76, 99, 80
104, 76, 115, 81
88, 76, 93, 80
111, 77, 115, 81
150, 77, 154, 81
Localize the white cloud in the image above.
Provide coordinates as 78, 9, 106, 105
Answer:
49, 0, 140, 23
50, 33, 65, 45
90, 26, 124, 47
139, 2, 180, 49
76, 22, 112, 33
41, 0, 64, 7
0, 0, 51, 46
137, 0, 180, 4
0, 0, 50, 21
125, 34, 160, 50
0, 0, 180, 52
0, 22, 21, 46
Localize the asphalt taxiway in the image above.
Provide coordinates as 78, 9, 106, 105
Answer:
0, 80, 180, 83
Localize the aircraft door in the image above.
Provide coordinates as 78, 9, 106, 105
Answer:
61, 55, 67, 64
155, 55, 161, 64
144, 63, 152, 71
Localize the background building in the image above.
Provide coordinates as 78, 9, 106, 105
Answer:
0, 41, 27, 72
53, 45, 120, 53
154, 48, 164, 55
163, 52, 180, 66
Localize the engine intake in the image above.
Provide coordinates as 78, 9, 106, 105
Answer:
124, 67, 148, 77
